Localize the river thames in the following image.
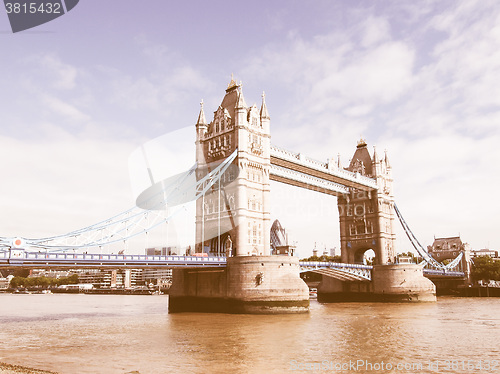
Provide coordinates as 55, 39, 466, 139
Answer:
0, 294, 498, 373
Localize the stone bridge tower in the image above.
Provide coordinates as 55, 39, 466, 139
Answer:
338, 139, 396, 265
170, 77, 308, 313
195, 77, 271, 257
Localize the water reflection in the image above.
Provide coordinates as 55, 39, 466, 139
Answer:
0, 295, 499, 374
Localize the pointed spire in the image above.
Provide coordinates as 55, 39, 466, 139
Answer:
337, 153, 342, 168
384, 149, 391, 168
372, 146, 379, 176
196, 99, 207, 126
357, 137, 367, 148
226, 73, 238, 92
373, 145, 379, 162
236, 85, 247, 108
260, 91, 270, 120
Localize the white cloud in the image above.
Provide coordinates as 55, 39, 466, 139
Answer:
0, 133, 136, 240
39, 54, 79, 90
314, 41, 415, 104
112, 77, 160, 110
360, 16, 391, 48
108, 39, 214, 123
386, 133, 500, 249
343, 104, 374, 117
42, 94, 90, 123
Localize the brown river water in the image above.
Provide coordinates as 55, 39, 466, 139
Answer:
0, 294, 499, 374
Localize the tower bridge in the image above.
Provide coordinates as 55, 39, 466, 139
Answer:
1, 77, 467, 312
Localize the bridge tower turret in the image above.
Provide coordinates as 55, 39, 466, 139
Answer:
338, 139, 396, 265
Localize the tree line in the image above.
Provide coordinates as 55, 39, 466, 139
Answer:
9, 274, 79, 289
471, 256, 500, 282
300, 255, 343, 262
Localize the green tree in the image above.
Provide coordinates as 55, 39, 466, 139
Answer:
37, 277, 50, 288
8, 274, 79, 289
54, 274, 79, 286
9, 276, 25, 288
66, 274, 79, 284
301, 255, 321, 261
471, 256, 500, 282
300, 255, 342, 263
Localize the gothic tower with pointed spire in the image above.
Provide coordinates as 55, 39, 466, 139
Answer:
170, 77, 308, 313
337, 138, 396, 265
194, 77, 272, 257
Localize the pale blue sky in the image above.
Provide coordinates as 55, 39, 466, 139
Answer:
1, 0, 499, 256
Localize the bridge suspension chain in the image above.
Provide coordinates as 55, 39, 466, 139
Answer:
394, 203, 463, 271
394, 203, 444, 269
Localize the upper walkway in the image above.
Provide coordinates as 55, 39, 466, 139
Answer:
269, 145, 379, 196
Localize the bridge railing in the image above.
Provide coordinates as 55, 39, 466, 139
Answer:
271, 165, 349, 194
423, 269, 465, 277
299, 261, 373, 270
0, 250, 228, 267
21, 252, 226, 262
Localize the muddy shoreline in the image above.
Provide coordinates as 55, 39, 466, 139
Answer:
0, 362, 57, 374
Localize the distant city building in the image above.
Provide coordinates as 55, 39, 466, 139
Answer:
0, 271, 9, 290
146, 247, 189, 256
427, 236, 471, 275
29, 269, 73, 279
270, 219, 296, 256
471, 248, 499, 258
146, 247, 169, 256
77, 269, 142, 288
142, 269, 172, 289
427, 236, 469, 261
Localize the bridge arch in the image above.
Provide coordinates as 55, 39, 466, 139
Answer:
209, 233, 235, 257
354, 248, 375, 265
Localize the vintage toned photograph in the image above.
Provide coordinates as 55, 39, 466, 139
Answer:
1, 1, 499, 373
